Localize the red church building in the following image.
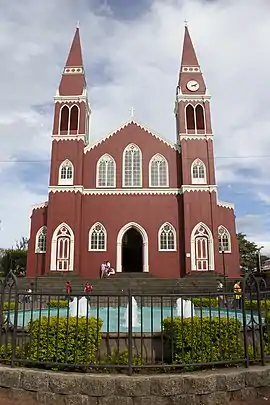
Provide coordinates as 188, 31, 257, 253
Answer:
26, 25, 240, 279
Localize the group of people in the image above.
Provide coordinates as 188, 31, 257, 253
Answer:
65, 281, 93, 299
217, 279, 242, 309
100, 261, 115, 278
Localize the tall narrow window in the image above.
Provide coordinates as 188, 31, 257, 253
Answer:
50, 223, 75, 272
89, 223, 107, 251
70, 105, 79, 131
218, 226, 231, 253
150, 154, 169, 187
191, 159, 206, 184
195, 105, 205, 130
123, 144, 142, 187
158, 223, 176, 251
186, 104, 195, 130
35, 226, 47, 253
60, 105, 69, 131
58, 160, 74, 185
97, 154, 116, 187
191, 222, 214, 271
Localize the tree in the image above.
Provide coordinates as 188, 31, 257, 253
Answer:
15, 237, 28, 251
237, 232, 266, 271
0, 237, 28, 276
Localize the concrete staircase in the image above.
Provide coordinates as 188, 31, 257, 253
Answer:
15, 271, 233, 295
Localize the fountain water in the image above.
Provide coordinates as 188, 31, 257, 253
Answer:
124, 296, 139, 327
69, 297, 90, 317
176, 297, 194, 318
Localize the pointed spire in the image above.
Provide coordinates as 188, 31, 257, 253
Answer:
178, 25, 206, 94
65, 27, 83, 68
58, 27, 86, 97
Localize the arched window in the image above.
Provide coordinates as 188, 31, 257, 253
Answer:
191, 159, 206, 184
35, 226, 47, 253
149, 154, 169, 187
97, 154, 116, 187
218, 226, 231, 253
60, 105, 69, 131
195, 105, 205, 130
123, 144, 142, 187
58, 160, 74, 185
186, 104, 195, 130
70, 105, 79, 131
50, 223, 75, 271
89, 223, 107, 251
158, 223, 176, 251
191, 222, 214, 271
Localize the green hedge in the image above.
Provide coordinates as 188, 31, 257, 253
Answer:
25, 316, 102, 366
2, 302, 16, 311
163, 316, 243, 366
46, 300, 69, 308
191, 297, 218, 308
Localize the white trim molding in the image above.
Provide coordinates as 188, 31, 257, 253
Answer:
84, 119, 180, 153
116, 222, 149, 273
32, 201, 48, 211
217, 200, 234, 210
190, 222, 214, 271
48, 186, 180, 195
50, 222, 75, 272
52, 135, 86, 142
179, 134, 213, 141
180, 185, 217, 193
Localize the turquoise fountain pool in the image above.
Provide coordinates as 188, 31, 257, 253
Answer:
8, 306, 258, 333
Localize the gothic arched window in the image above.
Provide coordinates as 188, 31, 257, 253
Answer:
191, 222, 214, 271
218, 226, 231, 253
158, 223, 176, 251
97, 154, 116, 187
50, 223, 75, 271
89, 223, 107, 251
70, 105, 79, 131
186, 104, 195, 130
58, 160, 74, 186
35, 226, 47, 253
60, 105, 69, 131
123, 144, 142, 187
191, 159, 206, 184
149, 154, 169, 187
195, 105, 205, 130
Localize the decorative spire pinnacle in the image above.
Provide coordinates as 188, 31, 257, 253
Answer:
181, 25, 199, 67
58, 27, 86, 96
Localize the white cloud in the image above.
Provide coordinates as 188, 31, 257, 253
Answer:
0, 0, 270, 248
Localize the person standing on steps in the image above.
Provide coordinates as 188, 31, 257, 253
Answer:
65, 281, 72, 301
100, 261, 107, 279
105, 261, 115, 277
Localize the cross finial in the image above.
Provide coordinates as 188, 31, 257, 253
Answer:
76, 20, 80, 28
129, 106, 135, 119
184, 19, 188, 27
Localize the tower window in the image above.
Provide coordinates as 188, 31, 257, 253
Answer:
70, 105, 79, 131
58, 159, 74, 185
195, 105, 205, 130
149, 154, 169, 187
60, 106, 69, 131
186, 104, 195, 130
191, 159, 206, 184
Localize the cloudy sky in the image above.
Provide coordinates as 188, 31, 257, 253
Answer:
0, 0, 270, 254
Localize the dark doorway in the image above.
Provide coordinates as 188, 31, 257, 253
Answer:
122, 228, 143, 272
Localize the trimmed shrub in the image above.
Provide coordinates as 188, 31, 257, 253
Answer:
163, 316, 243, 366
104, 349, 143, 366
47, 300, 69, 308
2, 302, 16, 311
191, 297, 218, 308
25, 316, 102, 366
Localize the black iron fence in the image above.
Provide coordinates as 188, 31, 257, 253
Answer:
0, 271, 270, 374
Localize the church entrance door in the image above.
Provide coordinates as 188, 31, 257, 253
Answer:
122, 228, 143, 272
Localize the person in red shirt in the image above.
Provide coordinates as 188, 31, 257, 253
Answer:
84, 282, 93, 294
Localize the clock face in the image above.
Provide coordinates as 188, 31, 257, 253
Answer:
186, 80, 200, 92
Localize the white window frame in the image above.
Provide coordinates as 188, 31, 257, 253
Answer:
89, 222, 107, 251
149, 154, 169, 187
35, 226, 47, 253
58, 104, 80, 134
96, 154, 116, 188
58, 159, 74, 186
191, 159, 207, 185
122, 143, 142, 188
218, 225, 231, 253
158, 222, 177, 251
184, 103, 206, 134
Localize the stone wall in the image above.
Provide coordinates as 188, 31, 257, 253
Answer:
0, 364, 270, 405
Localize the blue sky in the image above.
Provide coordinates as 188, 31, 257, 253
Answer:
0, 0, 270, 254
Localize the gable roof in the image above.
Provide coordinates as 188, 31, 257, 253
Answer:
84, 119, 179, 153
